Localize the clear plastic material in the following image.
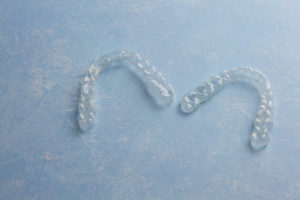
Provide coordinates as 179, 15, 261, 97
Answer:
78, 50, 174, 132
180, 67, 273, 150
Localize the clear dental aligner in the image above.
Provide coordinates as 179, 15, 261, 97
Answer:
180, 67, 273, 150
78, 50, 174, 132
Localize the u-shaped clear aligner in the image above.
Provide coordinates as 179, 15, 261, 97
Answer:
180, 67, 273, 150
78, 50, 174, 132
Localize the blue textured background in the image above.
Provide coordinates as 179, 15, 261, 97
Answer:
1, 1, 300, 199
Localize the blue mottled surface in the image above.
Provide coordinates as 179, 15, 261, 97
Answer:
1, 1, 300, 199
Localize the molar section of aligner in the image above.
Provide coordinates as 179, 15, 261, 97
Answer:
145, 76, 174, 106
250, 131, 270, 150
78, 98, 96, 131
250, 94, 273, 150
251, 121, 271, 150
259, 93, 273, 127
180, 90, 202, 113
250, 111, 271, 150
209, 75, 224, 92
77, 61, 103, 132
78, 69, 97, 132
196, 81, 215, 101
120, 51, 174, 107
180, 78, 219, 114
142, 60, 174, 106
135, 59, 174, 106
